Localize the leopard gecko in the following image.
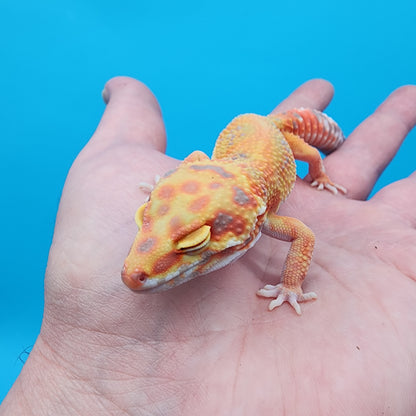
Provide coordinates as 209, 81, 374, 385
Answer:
121, 108, 346, 314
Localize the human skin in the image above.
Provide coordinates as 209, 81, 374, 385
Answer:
1, 77, 416, 415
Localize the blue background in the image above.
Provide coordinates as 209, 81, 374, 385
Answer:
1, 0, 415, 401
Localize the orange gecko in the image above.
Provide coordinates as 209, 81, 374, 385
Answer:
121, 108, 346, 314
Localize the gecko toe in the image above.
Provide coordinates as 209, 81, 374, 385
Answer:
257, 283, 317, 315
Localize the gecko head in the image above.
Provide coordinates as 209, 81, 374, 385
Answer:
121, 222, 213, 291
121, 162, 266, 292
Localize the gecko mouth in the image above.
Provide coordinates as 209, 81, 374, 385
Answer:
122, 233, 261, 293
121, 255, 211, 292
143, 258, 212, 292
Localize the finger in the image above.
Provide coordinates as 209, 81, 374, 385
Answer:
330, 85, 416, 200
271, 79, 335, 113
95, 76, 166, 152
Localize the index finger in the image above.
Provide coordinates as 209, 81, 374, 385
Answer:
271, 79, 335, 113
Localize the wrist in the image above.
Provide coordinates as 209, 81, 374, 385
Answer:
0, 281, 180, 415
0, 335, 97, 416
0, 316, 169, 416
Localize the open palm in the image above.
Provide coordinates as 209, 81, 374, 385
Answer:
19, 77, 416, 415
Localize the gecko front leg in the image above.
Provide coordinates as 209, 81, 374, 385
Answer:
257, 213, 317, 315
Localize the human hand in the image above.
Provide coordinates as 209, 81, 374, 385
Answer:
1, 77, 415, 415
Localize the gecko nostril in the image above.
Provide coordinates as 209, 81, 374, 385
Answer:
133, 271, 148, 283
121, 266, 148, 289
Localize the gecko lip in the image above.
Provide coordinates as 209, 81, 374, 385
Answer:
133, 255, 217, 292
121, 267, 148, 290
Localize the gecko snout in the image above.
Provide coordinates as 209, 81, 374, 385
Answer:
121, 265, 148, 290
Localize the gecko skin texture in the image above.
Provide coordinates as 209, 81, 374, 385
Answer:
122, 108, 346, 314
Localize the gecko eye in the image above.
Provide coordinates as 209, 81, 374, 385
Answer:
134, 203, 147, 228
176, 225, 211, 252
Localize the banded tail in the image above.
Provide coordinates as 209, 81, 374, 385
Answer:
270, 108, 345, 155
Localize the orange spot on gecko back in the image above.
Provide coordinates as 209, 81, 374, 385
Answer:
181, 180, 200, 194
158, 204, 170, 216
209, 182, 222, 189
157, 185, 175, 200
189, 195, 210, 213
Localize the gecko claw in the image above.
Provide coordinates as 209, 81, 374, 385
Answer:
139, 175, 161, 193
257, 283, 317, 315
310, 180, 347, 195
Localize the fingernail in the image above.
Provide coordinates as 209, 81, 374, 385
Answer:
102, 87, 110, 104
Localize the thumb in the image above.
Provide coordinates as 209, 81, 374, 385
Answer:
94, 76, 166, 152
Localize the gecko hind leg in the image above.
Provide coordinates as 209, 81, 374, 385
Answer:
282, 131, 347, 195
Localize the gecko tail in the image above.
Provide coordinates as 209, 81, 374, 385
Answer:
270, 108, 345, 155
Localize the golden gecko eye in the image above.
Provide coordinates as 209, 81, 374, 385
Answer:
134, 203, 147, 228
176, 225, 211, 252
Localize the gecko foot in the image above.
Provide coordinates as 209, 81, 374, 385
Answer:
257, 284, 317, 315
309, 173, 347, 195
139, 175, 161, 193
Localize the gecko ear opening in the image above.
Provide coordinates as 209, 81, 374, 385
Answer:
176, 225, 211, 252
134, 203, 147, 228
